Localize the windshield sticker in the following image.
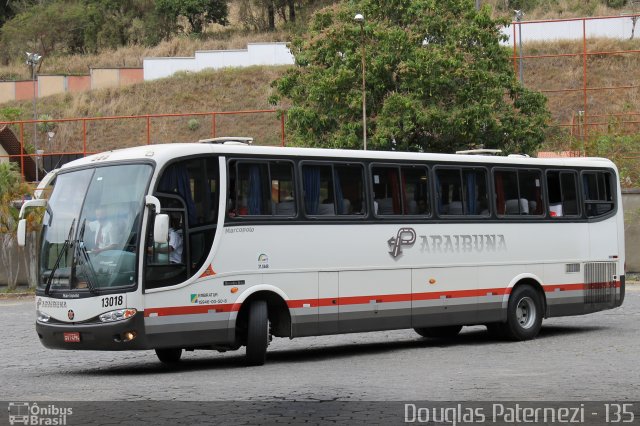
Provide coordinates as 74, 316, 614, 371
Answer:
388, 228, 507, 259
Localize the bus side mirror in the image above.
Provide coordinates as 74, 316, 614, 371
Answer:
154, 214, 169, 244
17, 219, 27, 247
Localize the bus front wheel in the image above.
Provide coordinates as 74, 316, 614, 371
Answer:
414, 325, 462, 338
245, 300, 269, 366
499, 285, 543, 341
155, 348, 182, 364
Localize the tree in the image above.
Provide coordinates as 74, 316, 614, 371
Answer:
0, 163, 29, 288
0, 0, 89, 59
156, 0, 229, 34
238, 0, 301, 31
272, 0, 550, 154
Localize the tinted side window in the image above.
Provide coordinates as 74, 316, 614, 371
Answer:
436, 168, 488, 216
372, 165, 430, 216
335, 165, 366, 215
228, 161, 296, 217
302, 164, 335, 215
270, 163, 296, 216
547, 171, 580, 217
494, 169, 543, 216
302, 163, 366, 216
583, 171, 614, 217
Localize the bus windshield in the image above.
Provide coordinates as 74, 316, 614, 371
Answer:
39, 163, 153, 293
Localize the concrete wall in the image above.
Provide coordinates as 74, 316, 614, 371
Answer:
67, 75, 91, 93
0, 81, 15, 104
38, 75, 66, 98
15, 81, 37, 101
501, 15, 638, 44
0, 69, 142, 104
623, 190, 640, 273
144, 42, 295, 80
91, 68, 120, 90
119, 68, 144, 86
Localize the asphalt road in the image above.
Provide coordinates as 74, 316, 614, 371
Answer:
1, 288, 639, 424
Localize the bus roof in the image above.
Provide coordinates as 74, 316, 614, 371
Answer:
58, 141, 617, 172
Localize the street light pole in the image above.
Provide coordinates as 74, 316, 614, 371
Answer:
26, 52, 42, 181
514, 10, 524, 84
354, 13, 367, 150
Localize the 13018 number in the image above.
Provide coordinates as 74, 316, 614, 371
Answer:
101, 296, 123, 308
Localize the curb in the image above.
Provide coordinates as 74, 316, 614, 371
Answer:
0, 292, 35, 300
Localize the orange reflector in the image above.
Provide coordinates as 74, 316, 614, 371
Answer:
231, 287, 238, 294
429, 279, 436, 284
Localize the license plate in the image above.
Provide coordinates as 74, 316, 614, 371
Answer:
63, 332, 81, 343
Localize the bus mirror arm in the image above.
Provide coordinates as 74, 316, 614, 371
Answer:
17, 199, 47, 247
145, 195, 161, 213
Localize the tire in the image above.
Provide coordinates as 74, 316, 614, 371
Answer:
155, 348, 182, 364
499, 285, 544, 341
414, 325, 463, 338
245, 300, 269, 366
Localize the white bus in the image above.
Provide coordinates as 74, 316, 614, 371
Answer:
19, 140, 625, 365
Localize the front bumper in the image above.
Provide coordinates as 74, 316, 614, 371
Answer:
36, 312, 149, 350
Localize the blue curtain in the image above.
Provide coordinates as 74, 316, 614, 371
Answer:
248, 165, 263, 215
303, 167, 320, 215
334, 168, 344, 214
158, 163, 196, 224
466, 171, 477, 215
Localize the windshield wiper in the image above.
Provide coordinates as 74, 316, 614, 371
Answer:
73, 218, 99, 295
45, 218, 75, 296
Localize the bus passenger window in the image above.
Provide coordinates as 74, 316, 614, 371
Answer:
583, 171, 614, 217
372, 167, 402, 215
302, 165, 335, 215
271, 162, 296, 216
372, 165, 430, 216
402, 167, 430, 215
546, 171, 579, 217
436, 168, 487, 216
335, 165, 366, 215
494, 169, 543, 216
236, 163, 272, 216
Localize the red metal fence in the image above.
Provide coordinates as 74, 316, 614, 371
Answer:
511, 13, 640, 143
1, 109, 285, 181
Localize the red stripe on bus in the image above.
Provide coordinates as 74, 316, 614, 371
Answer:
145, 281, 621, 316
144, 303, 237, 317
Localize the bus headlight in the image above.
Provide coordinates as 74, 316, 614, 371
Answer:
37, 311, 50, 323
99, 308, 137, 323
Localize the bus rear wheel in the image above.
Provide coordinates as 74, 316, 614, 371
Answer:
245, 300, 269, 366
498, 285, 543, 341
414, 325, 462, 338
155, 348, 182, 364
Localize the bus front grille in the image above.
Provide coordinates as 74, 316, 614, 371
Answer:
584, 262, 616, 305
